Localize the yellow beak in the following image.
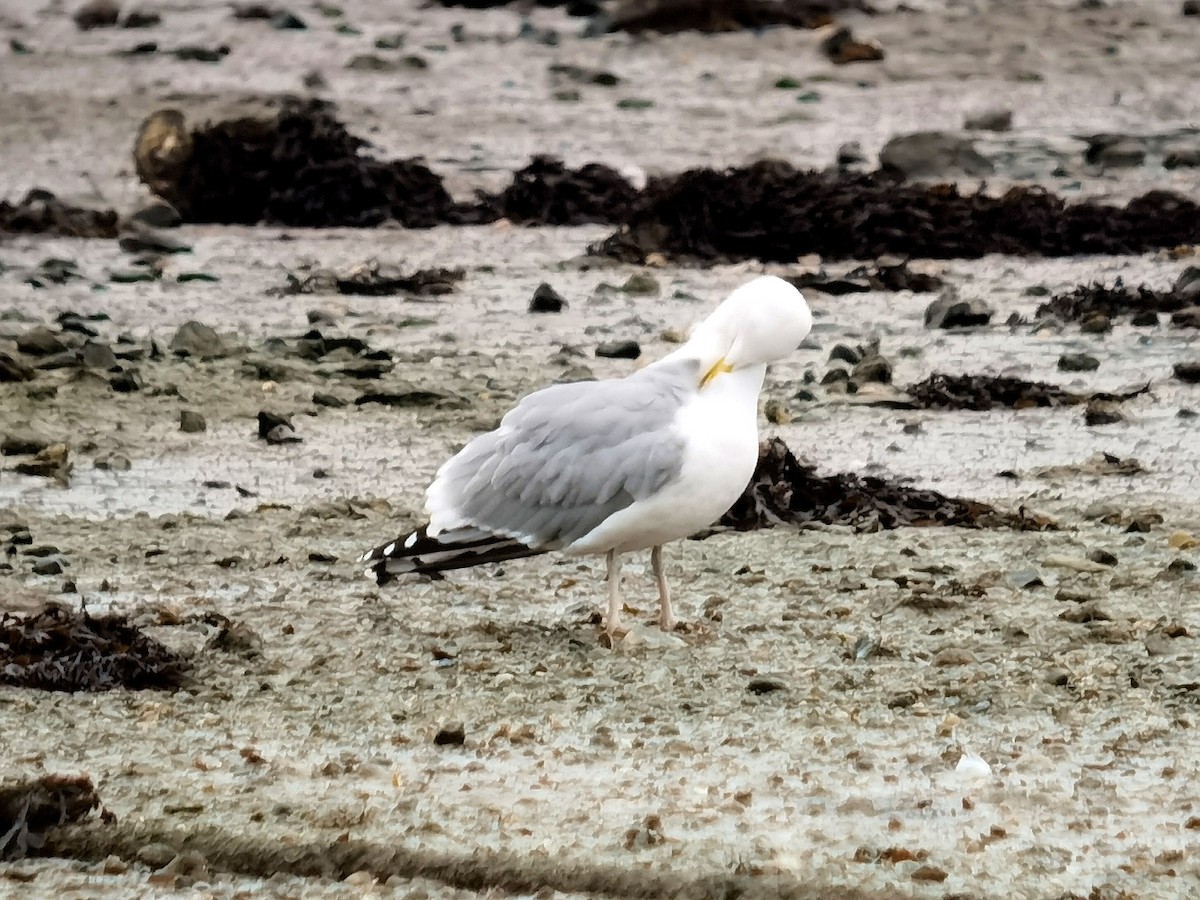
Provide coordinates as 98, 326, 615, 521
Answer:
700, 357, 734, 388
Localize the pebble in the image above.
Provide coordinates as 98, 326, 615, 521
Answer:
109, 369, 143, 392
1087, 549, 1119, 566
1057, 352, 1099, 372
619, 273, 659, 295
924, 291, 993, 328
32, 556, 67, 576
880, 132, 992, 179
94, 451, 132, 471
964, 108, 1013, 131
169, 321, 226, 358
118, 225, 191, 254
74, 0, 120, 30
1173, 361, 1200, 384
2, 432, 51, 456
179, 410, 207, 433
136, 843, 178, 868
528, 282, 567, 313
433, 722, 466, 746
1080, 312, 1112, 334
1084, 398, 1123, 426
257, 411, 301, 444
312, 391, 347, 408
596, 340, 641, 360
17, 326, 68, 357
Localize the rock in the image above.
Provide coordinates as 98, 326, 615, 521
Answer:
14, 443, 71, 482
270, 10, 306, 29
2, 432, 52, 456
879, 132, 993, 179
596, 340, 641, 360
1176, 266, 1200, 300
179, 410, 207, 433
1084, 398, 1123, 426
80, 341, 118, 369
172, 44, 230, 63
924, 291, 992, 328
1131, 311, 1159, 327
0, 351, 35, 382
1080, 312, 1112, 334
828, 344, 862, 365
118, 225, 191, 254
17, 326, 68, 357
852, 354, 892, 384
121, 9, 160, 27
346, 54, 398, 72
32, 556, 67, 576
836, 141, 866, 169
94, 452, 132, 471
1186, 0, 1200, 15
529, 282, 567, 313
130, 199, 181, 228
74, 0, 120, 30
257, 411, 300, 444
1172, 307, 1200, 329
1088, 549, 1118, 566
1006, 568, 1044, 589
109, 369, 143, 392
964, 108, 1013, 132
434, 722, 465, 746
1174, 362, 1200, 384
169, 321, 225, 358
1164, 147, 1200, 169
1057, 352, 1099, 372
136, 843, 178, 868
1084, 135, 1146, 169
354, 389, 457, 409
820, 26, 884, 65
619, 273, 659, 295
312, 392, 347, 408
37, 352, 82, 371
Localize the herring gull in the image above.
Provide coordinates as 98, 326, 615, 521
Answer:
360, 275, 812, 640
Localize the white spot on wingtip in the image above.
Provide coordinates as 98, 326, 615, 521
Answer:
404, 533, 418, 549
383, 542, 396, 556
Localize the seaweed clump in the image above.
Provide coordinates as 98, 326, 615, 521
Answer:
719, 438, 1049, 533
594, 161, 1200, 263
0, 604, 189, 692
0, 774, 103, 860
0, 189, 118, 238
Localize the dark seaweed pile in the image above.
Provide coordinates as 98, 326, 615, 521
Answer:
0, 189, 118, 238
593, 161, 1200, 263
1036, 275, 1198, 322
719, 438, 1048, 533
134, 102, 466, 228
0, 774, 102, 860
604, 0, 870, 34
483, 156, 638, 226
905, 373, 1148, 411
0, 604, 189, 692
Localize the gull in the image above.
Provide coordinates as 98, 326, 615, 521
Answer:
360, 275, 812, 640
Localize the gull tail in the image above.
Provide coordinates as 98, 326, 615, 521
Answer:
359, 525, 545, 585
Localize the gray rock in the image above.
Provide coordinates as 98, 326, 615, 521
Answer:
1185, 1, 1200, 16
17, 326, 68, 357
1174, 266, 1200, 300
828, 343, 861, 365
1087, 549, 1118, 566
529, 282, 567, 313
596, 340, 641, 360
836, 141, 866, 168
94, 451, 132, 471
924, 291, 993, 328
1058, 352, 1100, 372
80, 340, 118, 369
74, 0, 120, 30
32, 556, 66, 576
1084, 135, 1146, 169
433, 722, 466, 746
1164, 146, 1200, 169
312, 392, 347, 408
879, 132, 993, 178
130, 199, 181, 228
179, 410, 207, 433
964, 108, 1013, 132
2, 431, 51, 456
1174, 361, 1200, 384
257, 411, 300, 444
1080, 313, 1112, 334
1084, 398, 1123, 426
169, 321, 226, 358
619, 273, 659, 295
852, 354, 892, 384
1131, 311, 1159, 327
118, 225, 191, 255
0, 351, 34, 382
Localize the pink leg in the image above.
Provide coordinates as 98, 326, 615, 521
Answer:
652, 545, 676, 631
605, 550, 624, 640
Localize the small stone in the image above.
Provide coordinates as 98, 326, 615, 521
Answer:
852, 354, 892, 384
109, 369, 143, 392
924, 291, 992, 328
74, 0, 120, 30
529, 283, 567, 313
80, 341, 118, 369
94, 451, 132, 471
619, 273, 659, 295
820, 26, 885, 65
312, 392, 347, 408
270, 10, 306, 29
1131, 310, 1159, 327
596, 340, 641, 360
2, 432, 51, 456
881, 132, 992, 179
346, 54, 397, 72
32, 556, 66, 576
1058, 352, 1099, 372
130, 199, 181, 228
1007, 568, 1044, 589
1169, 531, 1198, 550
1185, 1, 1200, 16
136, 843, 177, 868
1080, 313, 1112, 334
258, 411, 300, 444
1084, 398, 1123, 426
934, 648, 975, 667
1164, 147, 1200, 169
964, 108, 1013, 131
14, 444, 70, 482
1085, 136, 1146, 169
169, 321, 226, 358
1, 352, 35, 383
179, 410, 207, 433
121, 9, 161, 28
1173, 362, 1200, 384
747, 678, 786, 695
911, 865, 949, 883
1087, 549, 1118, 566
836, 141, 866, 168
434, 722, 466, 746
828, 344, 862, 365
17, 326, 68, 357
118, 225, 191, 254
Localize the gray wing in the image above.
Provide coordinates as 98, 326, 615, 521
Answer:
427, 359, 698, 549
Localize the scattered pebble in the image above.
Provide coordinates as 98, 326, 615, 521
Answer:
433, 722, 466, 746
529, 282, 567, 313
180, 411, 207, 433
596, 340, 641, 360
74, 0, 120, 30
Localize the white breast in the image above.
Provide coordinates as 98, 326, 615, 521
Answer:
565, 364, 766, 555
